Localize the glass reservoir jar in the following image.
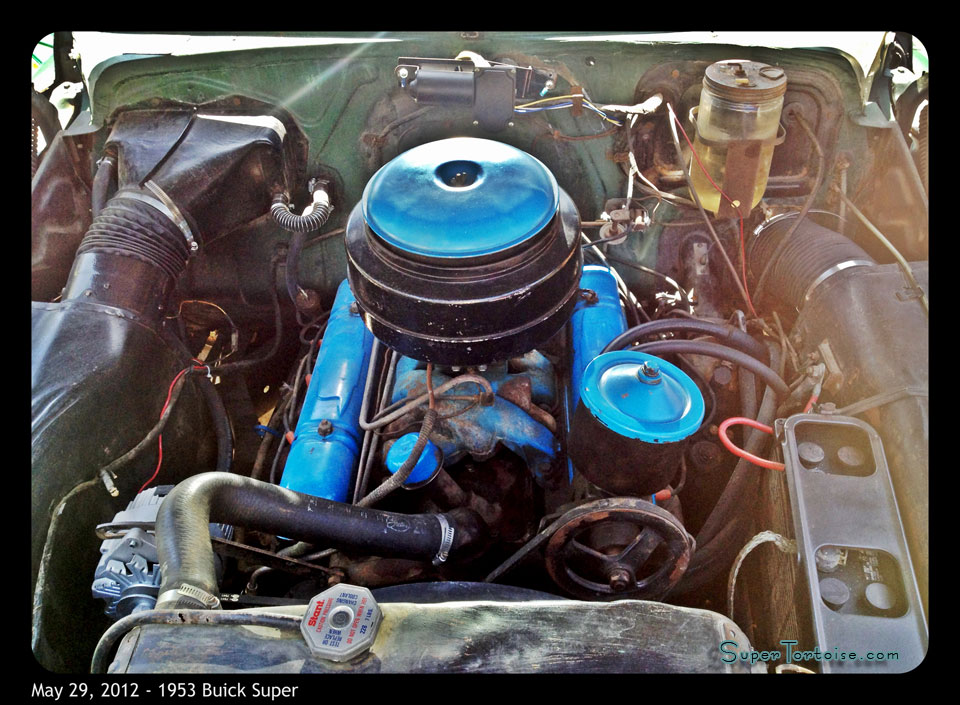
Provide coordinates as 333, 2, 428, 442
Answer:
689, 60, 787, 217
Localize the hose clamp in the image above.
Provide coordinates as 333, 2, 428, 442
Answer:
433, 514, 455, 566
803, 260, 874, 302
144, 180, 198, 255
157, 585, 221, 610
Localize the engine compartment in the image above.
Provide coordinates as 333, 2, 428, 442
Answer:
31, 31, 928, 674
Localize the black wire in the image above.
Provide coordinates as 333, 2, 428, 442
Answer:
604, 254, 693, 310
619, 291, 641, 327
298, 311, 330, 344
268, 430, 288, 485
581, 233, 631, 248
96, 368, 201, 482
624, 340, 790, 398
308, 319, 327, 371
673, 454, 688, 494
210, 258, 284, 375
303, 227, 346, 249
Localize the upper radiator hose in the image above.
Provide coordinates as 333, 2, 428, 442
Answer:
155, 472, 486, 609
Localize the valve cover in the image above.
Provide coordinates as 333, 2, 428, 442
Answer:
346, 137, 582, 365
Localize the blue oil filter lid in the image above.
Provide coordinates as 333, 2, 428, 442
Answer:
362, 137, 559, 259
385, 433, 443, 488
580, 351, 704, 443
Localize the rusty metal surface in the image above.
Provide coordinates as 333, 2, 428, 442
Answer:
544, 498, 694, 601
855, 125, 928, 261
388, 355, 561, 485
110, 600, 760, 673
211, 537, 342, 578
333, 556, 436, 588
497, 375, 558, 433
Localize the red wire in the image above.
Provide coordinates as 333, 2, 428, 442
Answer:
672, 113, 758, 318
138, 367, 193, 494
803, 392, 819, 414
717, 416, 785, 471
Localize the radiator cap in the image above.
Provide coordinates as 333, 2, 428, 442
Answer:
301, 584, 381, 662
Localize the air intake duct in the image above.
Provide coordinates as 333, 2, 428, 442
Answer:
63, 190, 191, 323
749, 214, 875, 312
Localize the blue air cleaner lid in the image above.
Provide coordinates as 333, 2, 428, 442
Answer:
580, 351, 704, 443
362, 137, 559, 259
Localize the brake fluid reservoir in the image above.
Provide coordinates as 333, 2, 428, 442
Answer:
689, 60, 786, 217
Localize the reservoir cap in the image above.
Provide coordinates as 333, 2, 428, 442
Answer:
386, 434, 443, 488
580, 351, 704, 443
362, 137, 559, 260
704, 60, 787, 102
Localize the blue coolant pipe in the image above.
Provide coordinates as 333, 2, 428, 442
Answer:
280, 280, 374, 501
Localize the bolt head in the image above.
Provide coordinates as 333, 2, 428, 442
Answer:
607, 568, 633, 592
397, 67, 409, 79
639, 361, 660, 378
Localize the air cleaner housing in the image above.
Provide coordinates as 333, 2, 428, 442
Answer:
346, 137, 582, 365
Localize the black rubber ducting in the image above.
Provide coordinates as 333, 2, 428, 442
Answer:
155, 472, 485, 607
749, 216, 874, 310
79, 191, 190, 282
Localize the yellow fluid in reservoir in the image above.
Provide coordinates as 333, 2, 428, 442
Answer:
689, 136, 776, 215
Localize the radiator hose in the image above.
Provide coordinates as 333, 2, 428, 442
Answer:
601, 318, 769, 363
155, 472, 486, 609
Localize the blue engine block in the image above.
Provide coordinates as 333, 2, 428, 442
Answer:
282, 266, 625, 497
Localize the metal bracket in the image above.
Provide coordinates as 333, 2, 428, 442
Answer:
144, 180, 198, 254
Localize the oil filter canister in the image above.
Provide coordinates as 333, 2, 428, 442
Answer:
569, 351, 704, 495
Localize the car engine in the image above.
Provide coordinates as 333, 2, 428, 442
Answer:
31, 31, 928, 675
